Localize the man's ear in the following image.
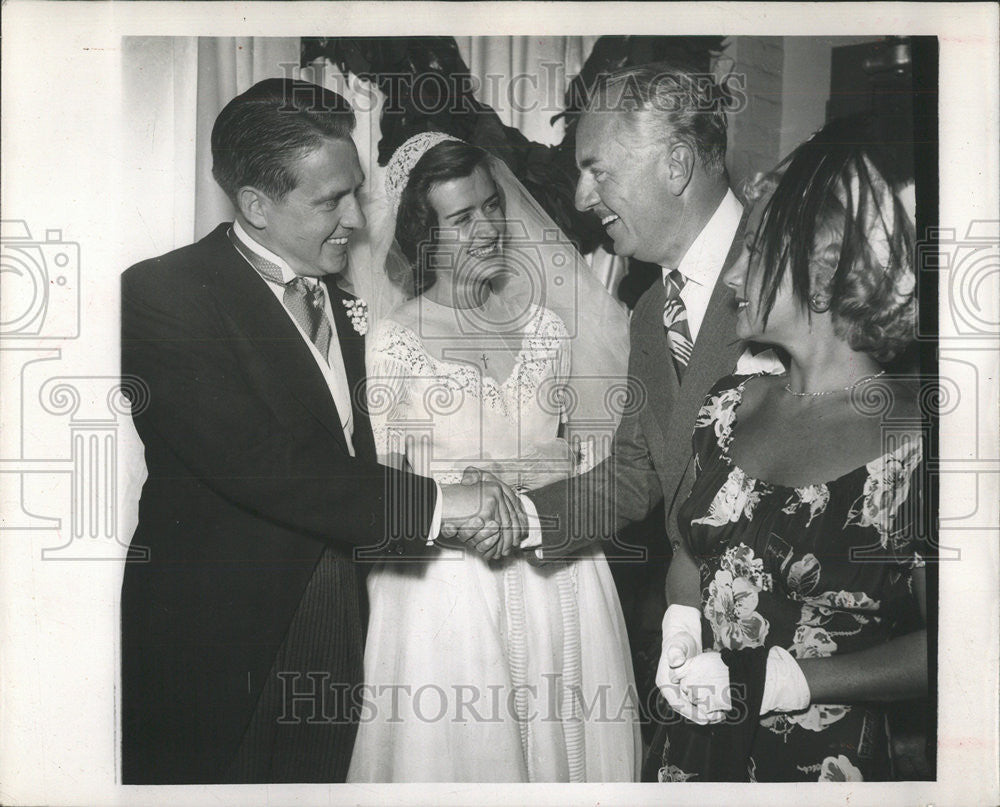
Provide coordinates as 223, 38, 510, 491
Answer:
237, 186, 268, 229
663, 141, 696, 196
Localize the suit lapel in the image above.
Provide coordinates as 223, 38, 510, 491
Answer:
668, 270, 741, 443
324, 278, 377, 463
660, 218, 746, 517
200, 226, 350, 454
636, 280, 680, 430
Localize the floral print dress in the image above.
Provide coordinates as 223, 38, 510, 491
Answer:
659, 373, 926, 782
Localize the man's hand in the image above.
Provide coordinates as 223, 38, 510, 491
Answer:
439, 467, 527, 560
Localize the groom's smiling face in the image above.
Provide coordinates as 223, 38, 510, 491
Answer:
254, 137, 367, 277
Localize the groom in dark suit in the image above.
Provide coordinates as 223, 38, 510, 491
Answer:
121, 79, 519, 784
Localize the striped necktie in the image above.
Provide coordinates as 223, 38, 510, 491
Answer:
663, 269, 693, 378
228, 227, 332, 362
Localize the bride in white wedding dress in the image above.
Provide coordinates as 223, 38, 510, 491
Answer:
347, 132, 641, 782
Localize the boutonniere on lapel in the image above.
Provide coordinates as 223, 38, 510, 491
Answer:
342, 298, 368, 336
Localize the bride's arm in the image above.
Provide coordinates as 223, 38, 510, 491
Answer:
367, 324, 417, 467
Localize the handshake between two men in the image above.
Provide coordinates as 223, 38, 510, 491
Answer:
436, 467, 531, 561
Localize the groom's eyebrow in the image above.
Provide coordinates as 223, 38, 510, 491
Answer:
317, 176, 366, 204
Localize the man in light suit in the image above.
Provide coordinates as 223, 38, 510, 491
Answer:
523, 63, 779, 714
120, 79, 520, 784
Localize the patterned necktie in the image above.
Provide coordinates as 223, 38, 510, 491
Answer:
283, 279, 332, 360
663, 269, 693, 378
229, 228, 332, 362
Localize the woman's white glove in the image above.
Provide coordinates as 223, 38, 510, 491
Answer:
760, 646, 811, 714
659, 642, 811, 725
654, 604, 703, 689
672, 651, 732, 724
656, 604, 718, 722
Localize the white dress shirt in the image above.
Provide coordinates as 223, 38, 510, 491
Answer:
662, 190, 785, 377
663, 188, 744, 342
231, 220, 444, 541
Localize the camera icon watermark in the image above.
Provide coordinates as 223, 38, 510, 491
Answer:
0, 220, 81, 340
0, 217, 144, 560
917, 219, 999, 340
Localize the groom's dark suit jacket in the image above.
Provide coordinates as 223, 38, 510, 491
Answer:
120, 224, 437, 783
529, 216, 745, 560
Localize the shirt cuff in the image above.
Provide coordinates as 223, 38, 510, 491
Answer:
427, 479, 443, 545
518, 493, 544, 559
734, 346, 786, 375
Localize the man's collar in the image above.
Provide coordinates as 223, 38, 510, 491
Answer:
662, 189, 744, 287
232, 219, 299, 284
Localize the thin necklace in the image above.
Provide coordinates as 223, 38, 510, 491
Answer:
783, 370, 886, 398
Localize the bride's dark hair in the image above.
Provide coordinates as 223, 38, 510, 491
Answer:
392, 140, 501, 297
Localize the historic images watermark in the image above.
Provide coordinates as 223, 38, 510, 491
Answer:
269, 671, 757, 730
281, 61, 750, 119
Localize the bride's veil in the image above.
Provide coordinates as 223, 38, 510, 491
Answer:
347, 132, 632, 475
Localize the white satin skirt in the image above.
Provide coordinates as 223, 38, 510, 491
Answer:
347, 546, 641, 782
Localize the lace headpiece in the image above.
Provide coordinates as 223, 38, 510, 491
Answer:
384, 131, 462, 211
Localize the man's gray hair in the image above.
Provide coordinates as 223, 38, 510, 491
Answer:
584, 62, 729, 177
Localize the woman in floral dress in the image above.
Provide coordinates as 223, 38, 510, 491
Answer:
649, 115, 928, 782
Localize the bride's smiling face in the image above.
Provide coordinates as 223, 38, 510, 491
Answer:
427, 164, 507, 292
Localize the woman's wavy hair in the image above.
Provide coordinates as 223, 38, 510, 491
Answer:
391, 140, 500, 297
746, 113, 917, 363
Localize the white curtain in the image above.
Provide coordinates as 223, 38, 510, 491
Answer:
458, 37, 622, 294
122, 37, 199, 262
192, 38, 303, 237
455, 36, 600, 146
121, 36, 301, 257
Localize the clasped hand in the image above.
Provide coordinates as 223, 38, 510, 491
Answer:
655, 604, 731, 725
662, 650, 733, 724
438, 467, 528, 560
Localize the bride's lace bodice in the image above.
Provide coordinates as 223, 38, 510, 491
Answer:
368, 305, 579, 486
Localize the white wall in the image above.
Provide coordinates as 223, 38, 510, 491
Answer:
779, 35, 883, 159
